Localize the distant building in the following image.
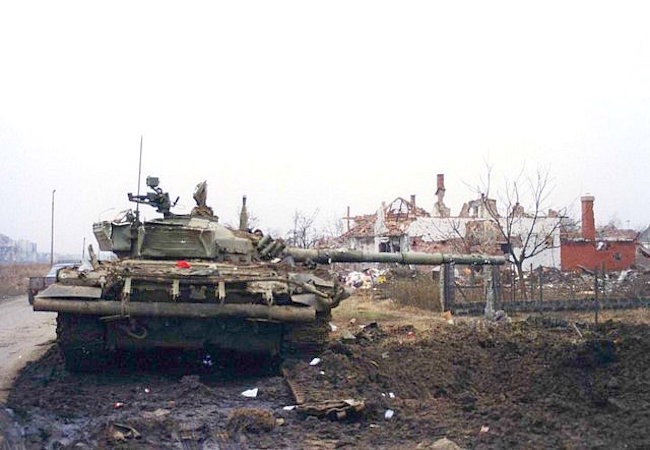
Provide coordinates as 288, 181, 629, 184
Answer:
0, 234, 40, 263
560, 196, 637, 272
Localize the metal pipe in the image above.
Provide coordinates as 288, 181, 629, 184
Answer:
50, 189, 56, 266
34, 298, 315, 322
286, 248, 505, 266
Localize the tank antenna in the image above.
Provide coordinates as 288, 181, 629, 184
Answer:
135, 135, 143, 222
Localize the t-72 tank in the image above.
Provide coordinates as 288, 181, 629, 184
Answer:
32, 177, 505, 371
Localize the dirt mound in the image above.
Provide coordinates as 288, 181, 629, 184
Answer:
6, 316, 650, 448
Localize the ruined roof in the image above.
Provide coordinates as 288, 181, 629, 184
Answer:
342, 197, 430, 238
562, 225, 638, 242
597, 226, 638, 242
639, 225, 650, 243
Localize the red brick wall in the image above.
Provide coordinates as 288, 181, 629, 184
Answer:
561, 240, 636, 271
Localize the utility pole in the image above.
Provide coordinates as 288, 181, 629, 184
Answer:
50, 189, 56, 266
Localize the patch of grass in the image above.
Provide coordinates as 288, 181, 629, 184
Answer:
384, 276, 442, 312
0, 263, 49, 297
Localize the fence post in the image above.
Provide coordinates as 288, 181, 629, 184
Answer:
538, 266, 543, 303
529, 263, 534, 300
594, 265, 599, 325
492, 265, 502, 311
442, 262, 455, 313
510, 264, 517, 302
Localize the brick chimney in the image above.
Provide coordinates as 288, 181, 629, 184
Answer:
436, 174, 445, 194
581, 195, 595, 240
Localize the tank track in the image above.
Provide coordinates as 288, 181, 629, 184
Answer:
56, 313, 109, 372
281, 311, 331, 361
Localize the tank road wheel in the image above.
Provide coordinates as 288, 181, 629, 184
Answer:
56, 313, 108, 372
281, 311, 331, 361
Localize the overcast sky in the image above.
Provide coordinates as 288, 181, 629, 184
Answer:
1, 1, 649, 256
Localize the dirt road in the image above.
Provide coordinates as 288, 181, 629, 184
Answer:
0, 295, 55, 402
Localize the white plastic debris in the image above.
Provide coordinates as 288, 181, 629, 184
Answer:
144, 388, 150, 394
389, 392, 395, 399
384, 409, 394, 419
329, 323, 338, 332
319, 371, 325, 375
309, 357, 321, 366
282, 405, 296, 411
381, 393, 386, 397
241, 388, 258, 398
480, 425, 489, 433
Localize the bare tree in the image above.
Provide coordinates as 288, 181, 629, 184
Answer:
478, 164, 567, 299
286, 209, 320, 249
321, 214, 345, 241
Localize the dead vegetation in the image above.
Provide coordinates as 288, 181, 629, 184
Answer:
380, 269, 442, 311
0, 264, 48, 298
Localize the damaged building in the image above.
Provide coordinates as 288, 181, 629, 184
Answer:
339, 174, 565, 269
561, 195, 637, 272
341, 196, 430, 254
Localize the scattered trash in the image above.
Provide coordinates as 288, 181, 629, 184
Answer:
113, 402, 124, 409
384, 409, 394, 419
571, 322, 584, 338
341, 330, 356, 342
494, 310, 510, 323
175, 260, 191, 269
113, 423, 141, 440
369, 424, 380, 429
319, 371, 325, 375
227, 408, 276, 433
381, 393, 386, 397
480, 425, 489, 433
202, 354, 213, 367
275, 418, 285, 426
443, 310, 454, 325
296, 398, 365, 420
282, 405, 296, 411
329, 323, 338, 332
389, 392, 395, 399
241, 388, 258, 398
431, 437, 463, 449
141, 408, 170, 419
309, 357, 321, 366
344, 268, 387, 289
349, 318, 357, 325
144, 388, 150, 394
407, 331, 415, 337
381, 352, 389, 359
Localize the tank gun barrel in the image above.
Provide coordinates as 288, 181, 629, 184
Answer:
285, 248, 505, 266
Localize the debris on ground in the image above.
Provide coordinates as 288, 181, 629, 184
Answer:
430, 437, 465, 450
226, 408, 276, 434
240, 388, 258, 398
6, 302, 650, 449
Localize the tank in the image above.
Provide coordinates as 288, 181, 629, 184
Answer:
32, 177, 505, 371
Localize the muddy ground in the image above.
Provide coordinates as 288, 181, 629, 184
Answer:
4, 296, 650, 449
